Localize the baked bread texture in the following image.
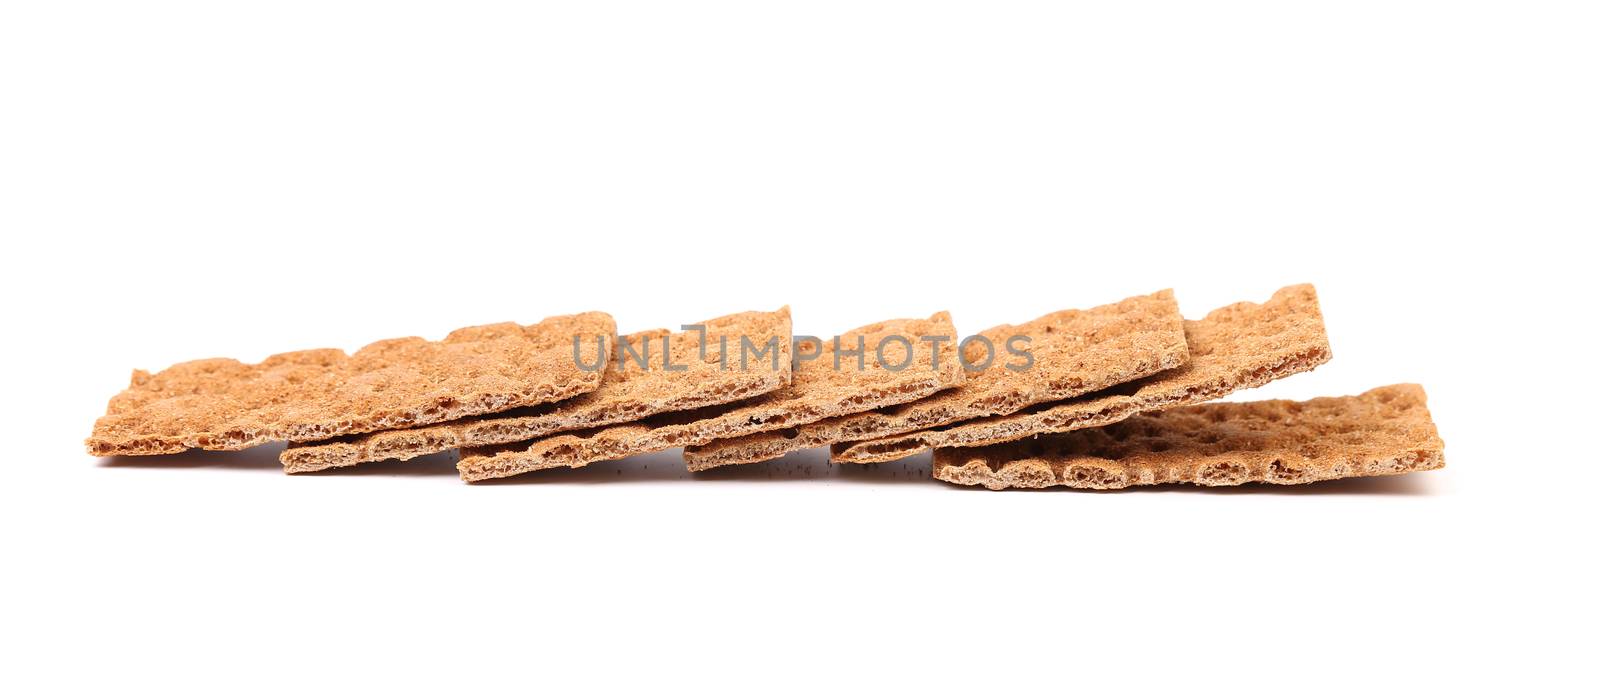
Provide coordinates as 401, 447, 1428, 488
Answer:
88, 313, 615, 456
457, 312, 964, 481
933, 385, 1443, 490
280, 308, 791, 473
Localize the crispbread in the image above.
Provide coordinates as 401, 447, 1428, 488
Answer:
682, 290, 1190, 468
457, 312, 965, 481
280, 308, 793, 473
826, 284, 1330, 464
933, 385, 1444, 490
87, 313, 615, 456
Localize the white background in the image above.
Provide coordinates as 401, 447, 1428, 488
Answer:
2, 2, 1595, 694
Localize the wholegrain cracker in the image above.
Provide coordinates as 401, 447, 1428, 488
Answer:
458, 312, 964, 481
87, 313, 615, 456
826, 284, 1330, 464
933, 384, 1444, 490
280, 308, 792, 473
683, 290, 1189, 468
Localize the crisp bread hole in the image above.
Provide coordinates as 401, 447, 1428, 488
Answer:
1198, 461, 1246, 484
1067, 465, 1121, 486
1014, 467, 1054, 487
1269, 459, 1305, 481
779, 428, 800, 440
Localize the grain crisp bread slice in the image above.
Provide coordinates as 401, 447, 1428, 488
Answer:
681, 290, 1189, 468
279, 308, 792, 473
456, 312, 965, 481
933, 384, 1444, 490
823, 284, 1330, 464
87, 312, 615, 457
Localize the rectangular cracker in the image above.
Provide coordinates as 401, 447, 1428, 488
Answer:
825, 284, 1330, 464
280, 308, 793, 473
86, 312, 615, 456
457, 312, 966, 481
934, 384, 1444, 490
682, 290, 1190, 468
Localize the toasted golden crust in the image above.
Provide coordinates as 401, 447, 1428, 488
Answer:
87, 313, 615, 456
933, 385, 1444, 490
829, 284, 1330, 463
279, 308, 792, 473
684, 290, 1190, 468
457, 312, 964, 481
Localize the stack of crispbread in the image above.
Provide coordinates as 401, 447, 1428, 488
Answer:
87, 285, 1445, 489
279, 308, 796, 473
456, 310, 964, 481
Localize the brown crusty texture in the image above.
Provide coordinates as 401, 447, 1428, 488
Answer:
87, 312, 616, 457
682, 290, 1189, 468
458, 312, 965, 481
933, 384, 1444, 490
826, 284, 1331, 464
280, 308, 792, 473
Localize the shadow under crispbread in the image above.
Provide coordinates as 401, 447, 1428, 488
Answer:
90, 414, 1441, 495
